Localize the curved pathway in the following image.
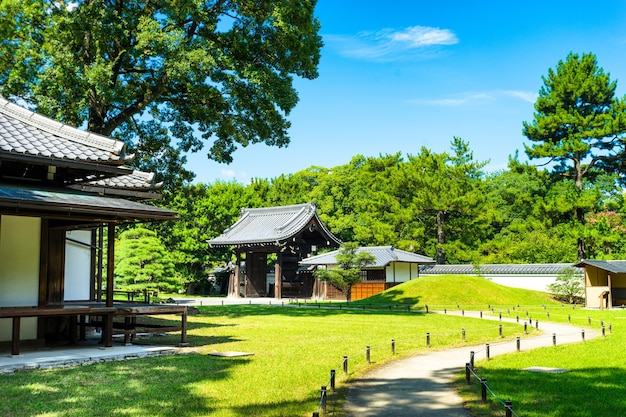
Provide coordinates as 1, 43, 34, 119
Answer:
344, 311, 600, 417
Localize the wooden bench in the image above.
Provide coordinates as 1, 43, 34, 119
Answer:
0, 303, 188, 355
113, 304, 188, 346
0, 304, 116, 356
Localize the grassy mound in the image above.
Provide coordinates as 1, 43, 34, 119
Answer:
355, 275, 560, 309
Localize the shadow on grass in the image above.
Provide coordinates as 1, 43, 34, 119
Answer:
0, 354, 251, 417
459, 366, 626, 417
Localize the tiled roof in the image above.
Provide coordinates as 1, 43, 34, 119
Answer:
300, 246, 436, 268
419, 263, 582, 275
82, 170, 162, 190
208, 203, 341, 247
574, 259, 626, 274
0, 96, 130, 163
0, 183, 176, 221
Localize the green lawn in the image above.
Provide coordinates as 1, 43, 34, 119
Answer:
456, 306, 626, 417
0, 303, 532, 417
0, 275, 619, 417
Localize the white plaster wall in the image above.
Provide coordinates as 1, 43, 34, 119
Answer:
385, 263, 420, 283
0, 215, 40, 341
419, 273, 557, 293
64, 230, 92, 301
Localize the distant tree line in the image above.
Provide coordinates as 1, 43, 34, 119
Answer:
135, 51, 626, 293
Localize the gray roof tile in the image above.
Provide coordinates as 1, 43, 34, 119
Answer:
574, 259, 626, 274
300, 246, 436, 268
419, 263, 582, 275
208, 203, 341, 247
0, 97, 129, 163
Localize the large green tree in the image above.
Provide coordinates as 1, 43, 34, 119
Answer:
115, 227, 180, 292
403, 138, 487, 264
0, 0, 322, 185
522, 52, 626, 259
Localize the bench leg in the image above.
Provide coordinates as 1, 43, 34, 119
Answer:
180, 310, 188, 347
11, 317, 20, 356
104, 314, 114, 348
124, 316, 132, 345
69, 315, 78, 345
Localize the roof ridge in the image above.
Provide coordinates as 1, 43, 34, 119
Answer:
0, 97, 126, 156
275, 204, 313, 232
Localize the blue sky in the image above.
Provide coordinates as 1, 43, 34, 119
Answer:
188, 0, 626, 184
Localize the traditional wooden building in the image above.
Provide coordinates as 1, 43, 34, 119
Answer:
575, 260, 626, 309
0, 97, 185, 354
208, 203, 341, 299
300, 246, 436, 300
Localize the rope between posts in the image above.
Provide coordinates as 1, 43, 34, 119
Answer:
467, 365, 520, 417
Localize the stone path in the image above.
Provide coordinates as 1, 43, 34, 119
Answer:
344, 311, 600, 416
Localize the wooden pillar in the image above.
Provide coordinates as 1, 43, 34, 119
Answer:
608, 274, 613, 309
106, 224, 115, 308
104, 223, 115, 347
97, 224, 104, 302
274, 252, 282, 299
229, 251, 241, 298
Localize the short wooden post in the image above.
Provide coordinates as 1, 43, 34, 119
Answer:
480, 311, 483, 318
486, 343, 490, 360
320, 386, 327, 414
499, 312, 502, 320
499, 325, 503, 338
602, 325, 605, 337
516, 315, 519, 323
588, 316, 591, 325
609, 323, 612, 333
568, 314, 571, 323
462, 328, 466, 342
462, 309, 465, 316
444, 308, 447, 314
547, 312, 550, 320
330, 370, 336, 392
343, 356, 348, 375
312, 412, 319, 417
535, 320, 539, 330
524, 322, 528, 334
425, 304, 429, 313
581, 329, 585, 341
552, 333, 556, 346
481, 378, 488, 402
465, 363, 471, 385
505, 400, 513, 417
516, 336, 520, 352
11, 316, 20, 356
426, 332, 431, 348
391, 339, 395, 355
470, 351, 475, 369
366, 346, 371, 365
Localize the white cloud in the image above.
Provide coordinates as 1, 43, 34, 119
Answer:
409, 93, 495, 106
499, 90, 538, 103
220, 168, 236, 179
325, 25, 458, 61
408, 90, 537, 107
220, 168, 251, 184
386, 26, 458, 47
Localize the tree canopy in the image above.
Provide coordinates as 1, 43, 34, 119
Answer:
0, 0, 322, 185
522, 52, 626, 258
